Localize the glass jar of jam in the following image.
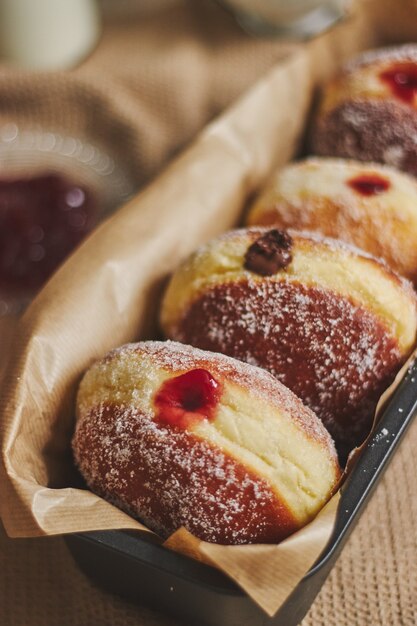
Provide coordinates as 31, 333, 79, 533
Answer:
0, 125, 136, 314
0, 172, 98, 304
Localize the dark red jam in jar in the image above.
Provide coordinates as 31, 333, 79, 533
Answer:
347, 173, 391, 196
380, 63, 417, 104
0, 173, 98, 300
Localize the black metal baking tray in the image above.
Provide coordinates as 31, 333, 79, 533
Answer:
65, 357, 417, 626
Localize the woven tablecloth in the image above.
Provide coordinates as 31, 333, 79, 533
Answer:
1, 1, 416, 624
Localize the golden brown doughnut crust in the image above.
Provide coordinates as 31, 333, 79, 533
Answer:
73, 341, 341, 545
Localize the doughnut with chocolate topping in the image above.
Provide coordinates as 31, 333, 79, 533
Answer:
72, 341, 341, 545
311, 44, 417, 177
247, 157, 417, 284
161, 228, 417, 456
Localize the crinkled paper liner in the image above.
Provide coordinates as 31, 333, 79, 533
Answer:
1, 1, 417, 617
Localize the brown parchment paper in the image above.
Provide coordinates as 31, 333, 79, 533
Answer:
2, 2, 417, 617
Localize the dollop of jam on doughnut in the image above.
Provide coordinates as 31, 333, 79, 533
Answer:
380, 63, 417, 104
154, 368, 221, 429
347, 173, 391, 196
0, 173, 97, 298
244, 229, 293, 276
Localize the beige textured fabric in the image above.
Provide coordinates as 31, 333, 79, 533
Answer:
0, 0, 416, 624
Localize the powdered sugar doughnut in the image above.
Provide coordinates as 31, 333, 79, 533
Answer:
161, 228, 417, 456
72, 341, 341, 545
247, 157, 417, 284
311, 45, 417, 177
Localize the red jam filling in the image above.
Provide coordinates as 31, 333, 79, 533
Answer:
379, 62, 417, 104
0, 173, 98, 298
154, 368, 221, 429
347, 173, 391, 196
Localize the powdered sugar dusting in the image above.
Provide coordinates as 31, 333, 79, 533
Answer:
312, 100, 417, 178
73, 341, 340, 543
173, 280, 403, 455
73, 402, 298, 544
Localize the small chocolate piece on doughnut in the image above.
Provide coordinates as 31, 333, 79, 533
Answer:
244, 229, 293, 276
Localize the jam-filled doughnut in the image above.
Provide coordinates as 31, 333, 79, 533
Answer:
72, 341, 341, 545
311, 45, 417, 177
161, 229, 417, 456
247, 157, 417, 284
